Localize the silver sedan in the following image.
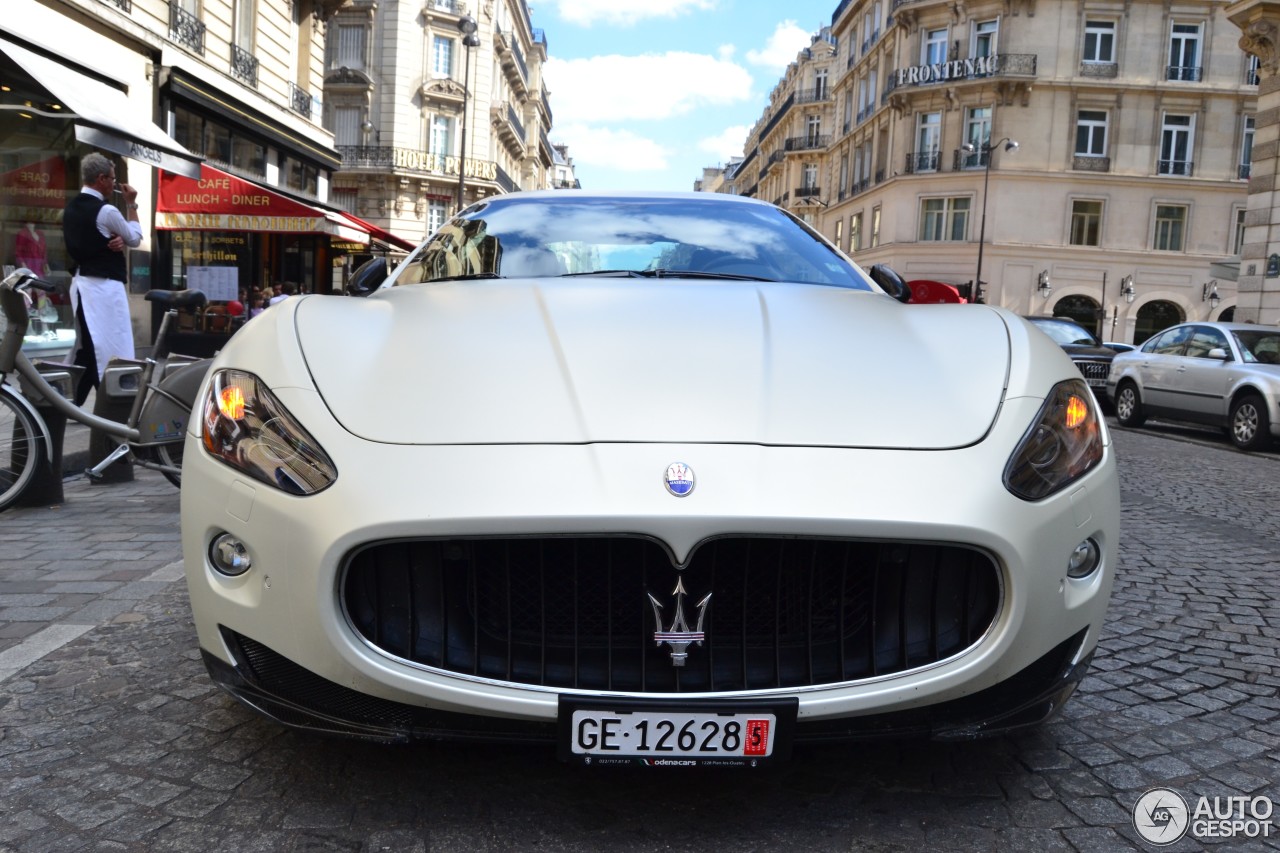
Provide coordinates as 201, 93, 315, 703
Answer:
1106, 321, 1280, 450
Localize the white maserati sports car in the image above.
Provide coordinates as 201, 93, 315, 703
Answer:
180, 191, 1119, 766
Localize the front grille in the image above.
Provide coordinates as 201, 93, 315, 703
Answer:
1076, 361, 1110, 381
342, 537, 1000, 694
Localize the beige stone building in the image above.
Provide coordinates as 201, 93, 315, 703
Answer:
324, 0, 556, 246
729, 0, 1260, 344
4, 0, 356, 352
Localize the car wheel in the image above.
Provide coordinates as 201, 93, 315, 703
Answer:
1114, 382, 1146, 427
1229, 394, 1272, 451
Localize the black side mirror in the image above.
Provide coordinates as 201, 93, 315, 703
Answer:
347, 257, 389, 297
869, 264, 911, 303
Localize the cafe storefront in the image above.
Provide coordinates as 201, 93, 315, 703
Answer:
152, 164, 375, 355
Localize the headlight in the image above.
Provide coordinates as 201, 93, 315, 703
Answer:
200, 369, 337, 495
1003, 379, 1103, 501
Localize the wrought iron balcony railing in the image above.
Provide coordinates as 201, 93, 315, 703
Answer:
511, 37, 528, 82
290, 82, 314, 119
495, 164, 518, 194
1166, 65, 1203, 82
169, 2, 205, 54
424, 0, 463, 13
232, 45, 259, 87
954, 149, 987, 170
795, 87, 832, 104
795, 185, 821, 198
883, 53, 1036, 99
103, 0, 131, 11
337, 145, 501, 183
784, 135, 830, 151
508, 103, 526, 143
1157, 159, 1194, 176
904, 151, 940, 173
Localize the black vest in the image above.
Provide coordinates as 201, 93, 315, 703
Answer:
63, 192, 127, 281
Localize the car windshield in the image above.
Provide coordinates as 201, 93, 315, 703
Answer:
390, 196, 876, 291
1233, 329, 1280, 364
1031, 318, 1100, 346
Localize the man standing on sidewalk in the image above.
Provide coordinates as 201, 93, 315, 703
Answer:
63, 152, 141, 405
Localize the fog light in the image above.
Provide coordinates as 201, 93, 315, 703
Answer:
210, 533, 252, 577
1066, 538, 1101, 579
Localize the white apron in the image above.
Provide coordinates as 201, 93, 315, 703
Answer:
69, 274, 134, 378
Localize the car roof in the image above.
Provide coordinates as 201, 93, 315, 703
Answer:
1159, 321, 1280, 333
462, 190, 775, 209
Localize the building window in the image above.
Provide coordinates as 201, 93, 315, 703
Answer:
801, 163, 818, 194
871, 206, 881, 247
1070, 200, 1103, 246
334, 106, 362, 147
814, 68, 829, 100
963, 106, 991, 167
806, 114, 822, 145
1083, 21, 1115, 63
432, 35, 455, 78
843, 90, 853, 131
1241, 116, 1255, 179
1075, 110, 1108, 156
850, 213, 862, 251
334, 24, 366, 70
838, 154, 848, 194
428, 200, 448, 234
922, 28, 948, 65
332, 188, 357, 214
1158, 114, 1194, 175
1153, 204, 1187, 251
973, 20, 998, 58
1247, 54, 1261, 85
282, 155, 319, 196
1167, 23, 1202, 81
1234, 207, 1247, 255
920, 197, 970, 241
834, 218, 844, 251
429, 115, 454, 154
914, 112, 941, 172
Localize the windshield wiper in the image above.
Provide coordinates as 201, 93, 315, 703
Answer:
559, 269, 646, 277
431, 272, 505, 282
637, 269, 775, 282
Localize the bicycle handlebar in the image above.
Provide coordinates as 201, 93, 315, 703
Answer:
1, 267, 57, 294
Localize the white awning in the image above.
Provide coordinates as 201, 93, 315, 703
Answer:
0, 36, 202, 179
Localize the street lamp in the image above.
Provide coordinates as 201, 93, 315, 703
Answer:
1037, 269, 1052, 299
456, 14, 481, 212
962, 137, 1019, 303
1202, 279, 1220, 310
1121, 275, 1136, 304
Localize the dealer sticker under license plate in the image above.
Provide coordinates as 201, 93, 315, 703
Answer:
569, 709, 776, 766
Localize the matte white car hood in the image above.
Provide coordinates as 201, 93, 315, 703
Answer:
295, 280, 1011, 449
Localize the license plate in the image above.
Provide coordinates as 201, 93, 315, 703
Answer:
1086, 377, 1106, 387
558, 697, 796, 767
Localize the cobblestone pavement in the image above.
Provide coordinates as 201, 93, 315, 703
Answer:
0, 428, 1277, 852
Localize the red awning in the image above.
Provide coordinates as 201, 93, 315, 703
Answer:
336, 211, 418, 252
157, 165, 361, 243
908, 280, 967, 304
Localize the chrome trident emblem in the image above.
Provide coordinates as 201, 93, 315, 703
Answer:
647, 578, 712, 667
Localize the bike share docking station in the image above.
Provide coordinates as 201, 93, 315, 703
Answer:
15, 360, 82, 505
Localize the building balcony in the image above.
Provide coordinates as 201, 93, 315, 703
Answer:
883, 53, 1036, 99
954, 148, 987, 170
103, 0, 131, 10
289, 82, 315, 120
1072, 155, 1111, 172
784, 135, 830, 152
1079, 62, 1117, 79
1166, 65, 1203, 82
169, 2, 205, 55
422, 0, 464, 20
795, 87, 832, 104
231, 45, 259, 88
491, 101, 527, 155
495, 164, 519, 193
904, 151, 940, 174
1157, 159, 1194, 177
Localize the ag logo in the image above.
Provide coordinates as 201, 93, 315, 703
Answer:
1133, 788, 1190, 845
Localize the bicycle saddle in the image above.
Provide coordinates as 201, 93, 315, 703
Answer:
146, 289, 209, 310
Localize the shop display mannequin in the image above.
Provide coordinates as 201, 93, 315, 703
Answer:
15, 222, 49, 275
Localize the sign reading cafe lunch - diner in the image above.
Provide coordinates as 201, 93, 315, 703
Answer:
894, 54, 999, 87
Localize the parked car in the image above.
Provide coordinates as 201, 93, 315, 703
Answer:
181, 191, 1119, 764
1023, 316, 1117, 409
1107, 321, 1280, 451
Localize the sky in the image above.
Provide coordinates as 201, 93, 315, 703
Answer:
533, 0, 839, 192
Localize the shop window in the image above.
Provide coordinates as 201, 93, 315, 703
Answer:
282, 155, 319, 196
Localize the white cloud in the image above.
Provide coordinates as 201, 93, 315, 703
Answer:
549, 123, 671, 172
541, 0, 718, 27
697, 125, 749, 161
543, 53, 753, 124
745, 20, 812, 69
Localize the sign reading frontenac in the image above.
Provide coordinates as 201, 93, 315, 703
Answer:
894, 54, 1000, 87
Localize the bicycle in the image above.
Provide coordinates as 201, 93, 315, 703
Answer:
0, 267, 211, 511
